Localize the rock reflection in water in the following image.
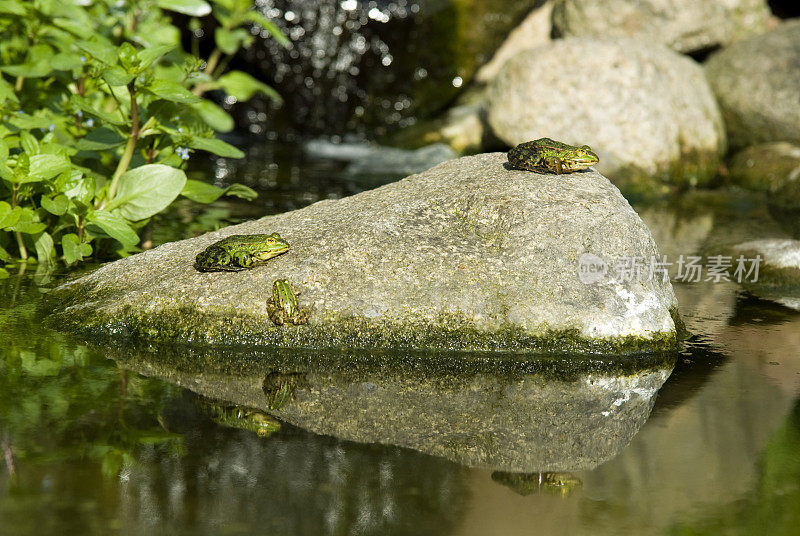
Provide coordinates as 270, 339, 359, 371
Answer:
117, 347, 676, 474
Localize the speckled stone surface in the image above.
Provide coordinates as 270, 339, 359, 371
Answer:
486, 38, 725, 188
705, 20, 800, 149
552, 0, 770, 54
50, 153, 680, 353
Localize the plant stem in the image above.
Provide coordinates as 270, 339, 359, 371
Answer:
193, 47, 223, 96
105, 81, 140, 204
10, 185, 27, 260
14, 76, 23, 93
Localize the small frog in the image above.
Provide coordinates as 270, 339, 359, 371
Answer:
208, 404, 281, 438
507, 137, 599, 174
267, 279, 310, 326
194, 233, 289, 272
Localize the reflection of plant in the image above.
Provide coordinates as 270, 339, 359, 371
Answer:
0, 0, 288, 276
0, 277, 184, 479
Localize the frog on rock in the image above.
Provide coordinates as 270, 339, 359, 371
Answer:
267, 279, 310, 326
507, 138, 599, 174
194, 233, 289, 272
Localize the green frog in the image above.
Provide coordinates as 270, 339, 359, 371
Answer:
194, 233, 289, 272
507, 137, 599, 174
267, 279, 310, 326
208, 404, 281, 438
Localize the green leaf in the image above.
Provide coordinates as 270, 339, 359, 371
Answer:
70, 95, 125, 126
0, 202, 21, 228
26, 154, 71, 183
190, 100, 234, 132
185, 137, 244, 158
0, 77, 19, 105
117, 42, 139, 71
147, 80, 200, 103
0, 243, 11, 263
87, 211, 140, 246
214, 27, 250, 55
181, 180, 257, 203
138, 45, 174, 70
77, 40, 119, 66
0, 164, 13, 181
34, 232, 57, 264
223, 183, 258, 200
20, 131, 39, 155
60, 172, 95, 206
41, 194, 70, 216
106, 164, 187, 221
0, 0, 27, 15
1, 61, 52, 78
217, 70, 281, 102
75, 127, 125, 151
10, 208, 46, 234
0, 267, 8, 279
7, 114, 53, 130
0, 138, 9, 164
156, 0, 211, 16
180, 180, 225, 203
103, 66, 136, 86
50, 52, 84, 71
244, 11, 290, 47
62, 233, 92, 264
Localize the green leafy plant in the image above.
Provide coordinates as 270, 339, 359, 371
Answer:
0, 0, 288, 277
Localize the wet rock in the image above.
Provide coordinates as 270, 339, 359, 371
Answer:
474, 1, 553, 83
388, 87, 497, 155
552, 0, 771, 54
705, 20, 800, 149
50, 153, 680, 353
727, 142, 800, 193
733, 239, 800, 310
486, 38, 726, 191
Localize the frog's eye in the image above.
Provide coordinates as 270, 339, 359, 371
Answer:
576, 148, 586, 157
266, 237, 275, 244
581, 145, 591, 151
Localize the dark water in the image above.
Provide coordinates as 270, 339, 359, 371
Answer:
2, 144, 800, 535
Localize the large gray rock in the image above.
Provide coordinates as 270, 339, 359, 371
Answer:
734, 239, 800, 311
50, 153, 680, 353
705, 20, 800, 149
552, 0, 771, 54
474, 0, 553, 83
486, 39, 726, 190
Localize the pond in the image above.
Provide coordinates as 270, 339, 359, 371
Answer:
1, 142, 799, 536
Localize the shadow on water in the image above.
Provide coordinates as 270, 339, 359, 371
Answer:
108, 342, 679, 473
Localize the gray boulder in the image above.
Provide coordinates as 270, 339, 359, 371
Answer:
727, 142, 800, 193
486, 38, 726, 191
705, 20, 800, 149
733, 239, 800, 311
552, 0, 771, 54
50, 153, 680, 353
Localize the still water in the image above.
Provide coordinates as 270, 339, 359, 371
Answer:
1, 143, 799, 535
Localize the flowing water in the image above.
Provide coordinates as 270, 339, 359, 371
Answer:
1, 143, 799, 535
